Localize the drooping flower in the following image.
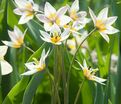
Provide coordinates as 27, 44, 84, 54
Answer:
0, 46, 13, 75
68, 0, 90, 26
14, 0, 39, 24
89, 7, 119, 43
2, 26, 27, 48
40, 24, 70, 45
36, 2, 72, 31
21, 49, 50, 75
76, 60, 106, 85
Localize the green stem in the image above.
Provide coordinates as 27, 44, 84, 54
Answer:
74, 79, 85, 104
66, 28, 96, 103
23, 44, 34, 53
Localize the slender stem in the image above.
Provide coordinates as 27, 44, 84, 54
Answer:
23, 44, 34, 53
74, 79, 85, 104
66, 28, 96, 102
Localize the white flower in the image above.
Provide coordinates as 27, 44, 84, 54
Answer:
0, 46, 13, 75
68, 0, 90, 26
76, 60, 106, 85
67, 38, 76, 55
36, 2, 72, 31
40, 24, 70, 45
14, 0, 39, 24
2, 26, 27, 48
89, 7, 119, 43
21, 49, 50, 76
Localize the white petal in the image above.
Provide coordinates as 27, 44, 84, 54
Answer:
89, 8, 96, 25
51, 23, 61, 34
36, 14, 50, 23
18, 13, 34, 24
40, 36, 51, 43
25, 62, 36, 71
0, 46, 8, 57
61, 29, 70, 37
15, 0, 28, 8
14, 26, 23, 37
57, 6, 68, 17
21, 70, 37, 76
0, 60, 13, 75
105, 26, 119, 34
97, 7, 108, 20
2, 41, 15, 48
13, 8, 23, 15
70, 0, 79, 12
44, 23, 52, 31
8, 30, 18, 43
99, 32, 109, 43
59, 15, 72, 26
77, 11, 87, 18
105, 16, 117, 26
40, 30, 51, 39
44, 2, 56, 17
93, 76, 106, 85
83, 60, 88, 69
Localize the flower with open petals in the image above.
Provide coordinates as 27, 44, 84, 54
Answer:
89, 7, 119, 43
2, 26, 27, 48
21, 49, 50, 75
14, 0, 39, 24
40, 24, 70, 45
0, 46, 13, 75
68, 0, 90, 26
36, 2, 71, 31
76, 60, 106, 85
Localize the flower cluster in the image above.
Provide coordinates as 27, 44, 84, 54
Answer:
0, 0, 119, 86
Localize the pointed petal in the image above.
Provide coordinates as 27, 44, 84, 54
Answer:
93, 76, 106, 85
89, 7, 96, 25
0, 60, 13, 75
36, 14, 50, 23
21, 70, 37, 76
99, 32, 109, 43
57, 6, 68, 17
59, 15, 72, 26
0, 46, 8, 57
2, 41, 15, 48
8, 30, 18, 43
44, 23, 52, 31
61, 29, 70, 39
40, 30, 51, 39
83, 60, 88, 69
97, 7, 108, 20
105, 16, 117, 26
70, 0, 79, 12
25, 62, 36, 71
51, 23, 61, 34
14, 26, 23, 36
13, 8, 23, 15
44, 2, 56, 17
18, 13, 34, 24
105, 26, 119, 34
15, 0, 28, 8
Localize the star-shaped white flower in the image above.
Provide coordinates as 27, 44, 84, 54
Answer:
2, 26, 27, 48
36, 2, 72, 31
14, 0, 39, 24
89, 7, 119, 43
68, 0, 90, 26
0, 46, 13, 75
76, 60, 106, 85
21, 49, 50, 76
40, 24, 70, 45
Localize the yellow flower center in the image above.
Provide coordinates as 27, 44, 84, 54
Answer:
13, 37, 24, 48
83, 69, 93, 80
95, 20, 106, 32
70, 10, 78, 20
56, 18, 61, 25
51, 36, 61, 43
36, 64, 46, 71
25, 2, 33, 11
48, 13, 56, 20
